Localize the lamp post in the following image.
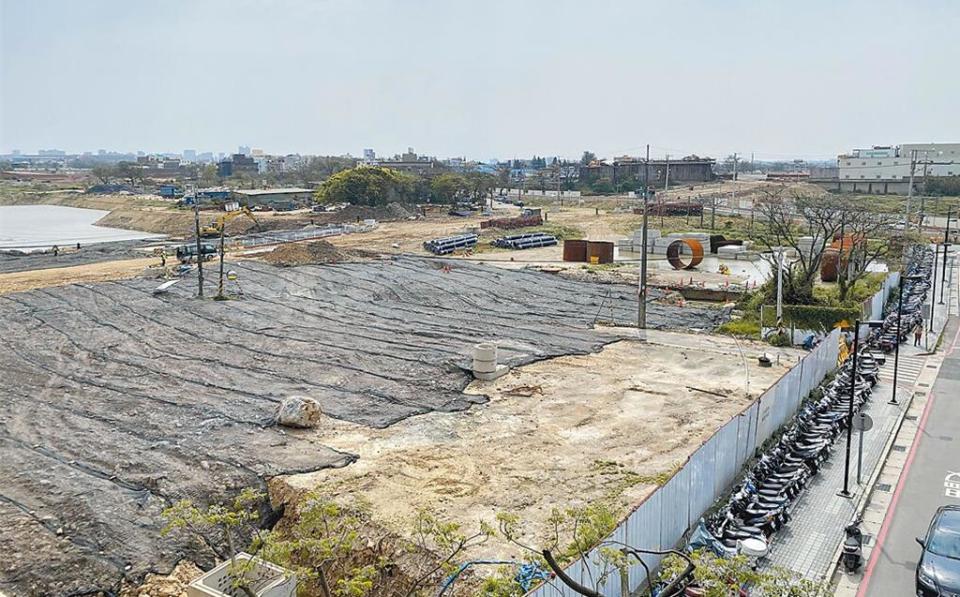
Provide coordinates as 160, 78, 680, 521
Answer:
840, 319, 884, 497
889, 275, 923, 406
930, 244, 939, 335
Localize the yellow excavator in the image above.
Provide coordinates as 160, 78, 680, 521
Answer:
199, 206, 262, 238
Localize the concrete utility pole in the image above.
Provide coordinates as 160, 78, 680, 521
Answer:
191, 185, 204, 298
905, 150, 917, 229
664, 154, 670, 192
732, 153, 739, 206
941, 209, 952, 304
776, 248, 784, 328
638, 144, 650, 330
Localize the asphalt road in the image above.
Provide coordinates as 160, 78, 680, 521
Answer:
859, 317, 960, 597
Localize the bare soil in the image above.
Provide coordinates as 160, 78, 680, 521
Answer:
0, 257, 726, 595
282, 331, 801, 562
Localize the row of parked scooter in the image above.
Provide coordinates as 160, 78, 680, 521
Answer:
692, 246, 935, 568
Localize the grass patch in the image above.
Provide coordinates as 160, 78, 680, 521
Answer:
717, 318, 761, 338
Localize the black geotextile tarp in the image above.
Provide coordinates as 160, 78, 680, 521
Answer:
0, 256, 726, 594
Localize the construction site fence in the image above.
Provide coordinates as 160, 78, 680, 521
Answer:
863, 271, 900, 321
525, 327, 841, 597
497, 188, 582, 198
232, 222, 378, 249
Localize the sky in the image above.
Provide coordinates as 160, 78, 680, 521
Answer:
1, 0, 958, 161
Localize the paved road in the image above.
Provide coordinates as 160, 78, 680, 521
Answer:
859, 317, 960, 596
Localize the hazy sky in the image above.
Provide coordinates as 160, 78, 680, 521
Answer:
1, 0, 958, 161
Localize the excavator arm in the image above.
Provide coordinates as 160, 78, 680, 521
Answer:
200, 206, 262, 238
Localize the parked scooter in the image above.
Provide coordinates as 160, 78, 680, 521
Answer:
841, 517, 864, 572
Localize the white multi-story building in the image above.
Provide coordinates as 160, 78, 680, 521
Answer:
828, 143, 960, 194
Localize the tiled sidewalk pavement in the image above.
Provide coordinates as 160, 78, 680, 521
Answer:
763, 372, 905, 580
764, 255, 956, 585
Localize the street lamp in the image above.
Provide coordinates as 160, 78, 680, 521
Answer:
840, 319, 884, 498
889, 274, 925, 406
940, 209, 953, 304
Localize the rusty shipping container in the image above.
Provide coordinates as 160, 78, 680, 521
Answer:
586, 241, 614, 264
563, 239, 588, 262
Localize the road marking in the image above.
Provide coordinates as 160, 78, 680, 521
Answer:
858, 328, 960, 596
946, 472, 960, 499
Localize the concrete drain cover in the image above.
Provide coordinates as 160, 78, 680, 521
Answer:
876, 483, 893, 492
892, 445, 907, 452
905, 415, 918, 421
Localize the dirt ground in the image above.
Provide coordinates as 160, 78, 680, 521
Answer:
283, 330, 801, 561
0, 256, 161, 294
0, 256, 727, 595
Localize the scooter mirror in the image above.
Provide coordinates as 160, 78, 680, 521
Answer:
916, 537, 925, 547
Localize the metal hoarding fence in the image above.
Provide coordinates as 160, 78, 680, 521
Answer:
524, 327, 841, 597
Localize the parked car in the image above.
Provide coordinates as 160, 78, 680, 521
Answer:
916, 505, 960, 596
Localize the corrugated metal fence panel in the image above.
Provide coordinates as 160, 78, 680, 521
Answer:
524, 324, 850, 597
736, 404, 758, 469
715, 418, 740, 493
755, 389, 776, 447
627, 491, 663, 590
659, 466, 691, 550
687, 441, 715, 525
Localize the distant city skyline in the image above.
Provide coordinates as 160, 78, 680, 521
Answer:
2, 0, 958, 161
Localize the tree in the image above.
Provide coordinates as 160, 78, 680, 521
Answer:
114, 161, 144, 187
199, 164, 220, 187
162, 488, 501, 597
430, 173, 469, 203
659, 550, 823, 596
463, 172, 498, 203
753, 188, 895, 304
91, 164, 116, 185
580, 151, 596, 166
753, 188, 845, 304
834, 209, 896, 301
315, 167, 417, 206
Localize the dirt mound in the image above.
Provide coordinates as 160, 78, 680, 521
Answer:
262, 240, 375, 267
330, 202, 417, 223
120, 561, 203, 597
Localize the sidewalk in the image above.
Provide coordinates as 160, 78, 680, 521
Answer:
762, 250, 955, 587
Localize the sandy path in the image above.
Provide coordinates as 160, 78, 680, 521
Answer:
0, 257, 159, 295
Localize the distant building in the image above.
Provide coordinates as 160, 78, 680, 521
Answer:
579, 156, 716, 187
238, 145, 251, 156
182, 149, 197, 162
814, 143, 960, 194
363, 148, 376, 164
232, 188, 314, 209
218, 153, 258, 177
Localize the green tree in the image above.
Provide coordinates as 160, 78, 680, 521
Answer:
430, 173, 469, 203
199, 163, 220, 187
580, 151, 597, 165
659, 550, 823, 596
315, 167, 416, 206
91, 164, 116, 185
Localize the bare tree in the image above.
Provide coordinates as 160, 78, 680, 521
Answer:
835, 209, 896, 301
753, 188, 841, 303
753, 188, 895, 304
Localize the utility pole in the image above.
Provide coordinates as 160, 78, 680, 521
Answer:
930, 244, 938, 335
732, 153, 739, 206
905, 150, 917, 230
941, 209, 952, 304
664, 154, 670, 192
191, 186, 204, 298
776, 248, 784, 329
638, 144, 650, 331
